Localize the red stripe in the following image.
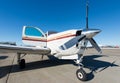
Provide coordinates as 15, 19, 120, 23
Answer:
22, 38, 47, 42
22, 34, 76, 42
47, 34, 76, 42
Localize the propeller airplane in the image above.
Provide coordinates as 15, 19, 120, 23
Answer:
0, 2, 101, 81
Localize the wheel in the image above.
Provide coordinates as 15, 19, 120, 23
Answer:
19, 59, 26, 69
76, 68, 87, 81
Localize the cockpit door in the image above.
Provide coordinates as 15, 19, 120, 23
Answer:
22, 26, 47, 47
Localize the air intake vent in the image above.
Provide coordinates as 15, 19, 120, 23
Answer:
76, 30, 82, 36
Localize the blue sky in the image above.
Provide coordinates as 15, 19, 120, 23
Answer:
0, 0, 120, 45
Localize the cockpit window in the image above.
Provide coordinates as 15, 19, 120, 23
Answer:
25, 27, 43, 37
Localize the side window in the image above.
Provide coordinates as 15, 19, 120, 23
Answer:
25, 27, 43, 37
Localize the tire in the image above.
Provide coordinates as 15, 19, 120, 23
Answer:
76, 68, 87, 81
19, 59, 26, 69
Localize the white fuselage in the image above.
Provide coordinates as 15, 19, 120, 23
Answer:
22, 26, 101, 59
47, 29, 78, 55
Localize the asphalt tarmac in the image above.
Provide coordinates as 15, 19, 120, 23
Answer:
0, 48, 120, 83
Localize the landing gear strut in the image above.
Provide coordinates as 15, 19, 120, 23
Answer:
75, 54, 87, 81
17, 53, 26, 69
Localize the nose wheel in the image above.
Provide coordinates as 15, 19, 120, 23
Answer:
76, 68, 87, 81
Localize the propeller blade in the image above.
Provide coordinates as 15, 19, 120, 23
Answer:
86, 1, 89, 30
59, 35, 86, 50
76, 35, 86, 47
78, 35, 86, 42
89, 38, 102, 53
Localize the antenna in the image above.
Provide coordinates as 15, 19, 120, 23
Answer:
86, 1, 89, 30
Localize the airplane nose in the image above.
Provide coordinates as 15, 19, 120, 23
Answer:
89, 29, 101, 38
93, 29, 101, 35
82, 29, 101, 38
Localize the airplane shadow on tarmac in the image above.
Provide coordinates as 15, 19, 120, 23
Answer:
81, 55, 119, 81
0, 55, 119, 81
0, 55, 8, 60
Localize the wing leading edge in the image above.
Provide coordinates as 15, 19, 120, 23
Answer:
0, 44, 51, 55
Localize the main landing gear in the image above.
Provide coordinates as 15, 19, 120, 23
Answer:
75, 54, 87, 81
17, 53, 26, 69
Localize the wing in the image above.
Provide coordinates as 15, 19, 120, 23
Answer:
0, 44, 51, 55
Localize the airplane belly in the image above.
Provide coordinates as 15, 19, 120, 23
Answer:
54, 47, 80, 58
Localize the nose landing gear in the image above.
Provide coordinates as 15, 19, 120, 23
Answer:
75, 54, 87, 81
